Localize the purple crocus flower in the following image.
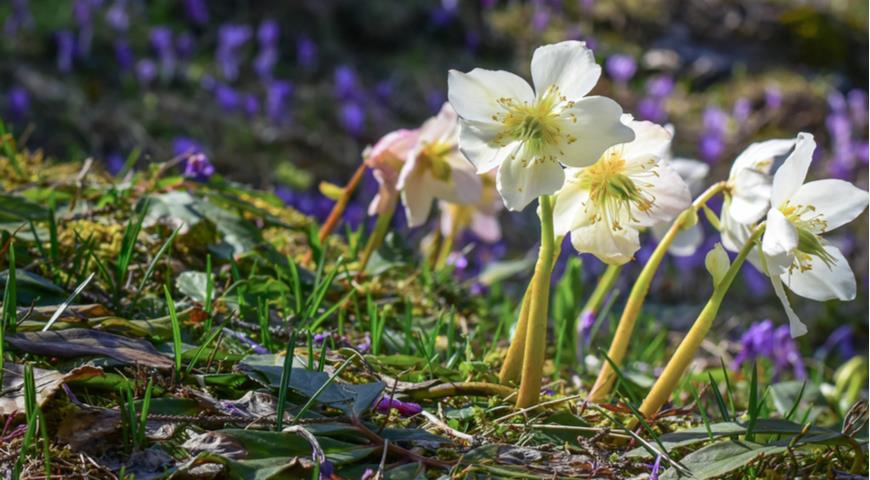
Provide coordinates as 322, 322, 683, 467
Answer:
73, 0, 97, 57
175, 32, 195, 59
637, 97, 666, 123
266, 80, 293, 122
105, 0, 129, 32
847, 89, 867, 129
375, 396, 423, 417
297, 37, 318, 70
650, 455, 662, 480
56, 30, 76, 72
532, 5, 550, 31
340, 102, 365, 137
173, 137, 206, 158
6, 86, 29, 121
257, 19, 280, 46
150, 26, 175, 78
764, 87, 782, 110
361, 469, 376, 480
319, 459, 334, 480
605, 54, 636, 84
4, 0, 34, 37
106, 152, 125, 175
732, 320, 806, 380
114, 39, 134, 71
732, 98, 751, 124
183, 0, 208, 24
334, 66, 359, 101
818, 325, 857, 361
215, 84, 240, 112
183, 153, 215, 180
135, 59, 157, 86
578, 310, 596, 345
646, 75, 674, 98
243, 94, 260, 117
216, 24, 252, 81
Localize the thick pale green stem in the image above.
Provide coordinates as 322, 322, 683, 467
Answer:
589, 181, 728, 402
638, 225, 764, 418
579, 264, 621, 319
499, 281, 533, 385
356, 199, 397, 278
516, 195, 556, 409
435, 206, 469, 269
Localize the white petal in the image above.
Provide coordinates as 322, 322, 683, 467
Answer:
569, 220, 640, 265
721, 203, 752, 253
621, 117, 673, 161
457, 124, 519, 174
557, 96, 635, 168
632, 161, 691, 227
496, 147, 565, 211
770, 273, 808, 338
761, 208, 798, 275
730, 138, 796, 178
668, 224, 704, 257
770, 132, 816, 207
447, 68, 534, 125
552, 170, 593, 235
418, 103, 459, 145
668, 158, 709, 196
730, 168, 772, 224
781, 244, 856, 302
401, 173, 435, 228
470, 211, 502, 243
530, 40, 600, 100
789, 179, 869, 233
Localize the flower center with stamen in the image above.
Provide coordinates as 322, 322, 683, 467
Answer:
419, 141, 454, 182
780, 202, 834, 271
491, 85, 577, 162
576, 150, 655, 231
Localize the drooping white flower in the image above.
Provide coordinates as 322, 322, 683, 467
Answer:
396, 103, 482, 228
364, 128, 420, 216
447, 40, 634, 211
758, 132, 868, 337
439, 169, 503, 243
720, 137, 797, 252
650, 125, 711, 256
552, 115, 691, 265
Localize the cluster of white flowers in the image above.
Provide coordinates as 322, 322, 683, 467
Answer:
440, 40, 868, 337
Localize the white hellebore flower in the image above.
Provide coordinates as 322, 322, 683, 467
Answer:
759, 132, 868, 337
397, 103, 482, 228
552, 115, 691, 265
720, 136, 797, 252
651, 124, 711, 256
447, 40, 634, 211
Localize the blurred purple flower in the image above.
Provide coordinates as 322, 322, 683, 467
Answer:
375, 80, 394, 101
847, 89, 867, 129
361, 469, 376, 480
827, 90, 847, 113
4, 0, 34, 37
426, 90, 446, 113
183, 0, 208, 24
150, 26, 176, 78
818, 325, 856, 361
340, 102, 365, 137
173, 137, 206, 157
764, 87, 782, 110
105, 153, 125, 175
356, 333, 372, 353
699, 133, 726, 164
275, 186, 333, 220
334, 66, 360, 100
313, 332, 329, 345
650, 455, 662, 480
703, 107, 728, 134
297, 37, 318, 70
532, 5, 550, 31
243, 94, 260, 117
637, 97, 666, 123
257, 19, 280, 47
56, 30, 76, 72
114, 39, 134, 71
105, 0, 129, 32
266, 80, 293, 122
216, 24, 252, 81
732, 98, 751, 124
481, 0, 497, 8
183, 153, 215, 180
732, 320, 806, 380
6, 86, 29, 121
319, 459, 334, 480
375, 396, 423, 417
176, 32, 195, 59
579, 310, 596, 345
741, 262, 770, 298
646, 75, 674, 98
605, 54, 637, 84
135, 59, 157, 86
215, 84, 240, 111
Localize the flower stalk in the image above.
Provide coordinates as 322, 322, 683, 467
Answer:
304, 162, 368, 263
435, 205, 469, 269
588, 181, 728, 402
638, 224, 765, 418
356, 197, 397, 278
515, 195, 557, 408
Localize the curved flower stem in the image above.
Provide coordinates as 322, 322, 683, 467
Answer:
638, 224, 765, 418
588, 181, 728, 402
516, 195, 557, 409
356, 198, 397, 279
499, 235, 563, 386
435, 205, 469, 269
304, 163, 368, 263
